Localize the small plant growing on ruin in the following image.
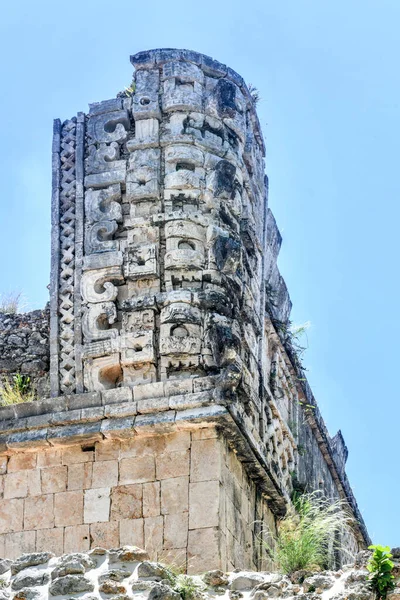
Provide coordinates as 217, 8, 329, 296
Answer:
117, 79, 136, 98
367, 545, 395, 600
172, 575, 205, 600
0, 374, 35, 406
248, 83, 261, 106
263, 491, 352, 574
0, 291, 22, 314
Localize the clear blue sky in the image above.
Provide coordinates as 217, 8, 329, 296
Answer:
1, 0, 398, 546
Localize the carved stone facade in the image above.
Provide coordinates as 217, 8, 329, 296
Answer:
0, 49, 369, 570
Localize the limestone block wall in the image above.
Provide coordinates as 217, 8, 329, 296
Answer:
0, 309, 50, 398
0, 419, 272, 573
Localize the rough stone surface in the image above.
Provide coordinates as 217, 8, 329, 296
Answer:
0, 309, 50, 398
0, 547, 393, 600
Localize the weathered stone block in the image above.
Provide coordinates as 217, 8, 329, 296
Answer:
4, 472, 28, 499
24, 495, 54, 530
92, 460, 119, 488
36, 527, 64, 555
143, 481, 160, 518
156, 450, 190, 480
189, 480, 220, 529
119, 517, 144, 548
37, 450, 62, 468
3, 531, 36, 560
64, 524, 90, 553
163, 512, 188, 549
90, 521, 119, 548
84, 488, 110, 523
144, 516, 163, 557
67, 463, 93, 491
54, 490, 83, 527
187, 527, 221, 574
41, 465, 67, 493
62, 446, 94, 465
161, 477, 188, 515
95, 441, 121, 461
7, 454, 37, 472
110, 484, 142, 520
190, 438, 221, 482
119, 456, 155, 484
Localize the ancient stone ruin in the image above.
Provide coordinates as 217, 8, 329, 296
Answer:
0, 49, 369, 572
0, 545, 395, 600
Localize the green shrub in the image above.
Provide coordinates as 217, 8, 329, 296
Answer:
367, 545, 395, 600
0, 374, 35, 406
264, 491, 352, 574
172, 575, 205, 600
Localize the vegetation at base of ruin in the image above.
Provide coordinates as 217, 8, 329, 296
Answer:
367, 545, 395, 600
0, 374, 35, 406
117, 80, 136, 98
248, 83, 261, 105
262, 491, 352, 575
171, 575, 205, 600
159, 555, 205, 600
0, 291, 23, 314
0, 580, 7, 589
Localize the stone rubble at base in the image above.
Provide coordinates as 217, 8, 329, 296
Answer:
0, 546, 397, 600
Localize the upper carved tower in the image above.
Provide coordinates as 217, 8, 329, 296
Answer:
50, 48, 270, 414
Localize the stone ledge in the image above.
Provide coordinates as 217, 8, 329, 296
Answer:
0, 393, 228, 452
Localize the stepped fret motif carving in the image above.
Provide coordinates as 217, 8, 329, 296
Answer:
58, 119, 77, 393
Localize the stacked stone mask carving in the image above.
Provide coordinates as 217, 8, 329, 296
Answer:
76, 53, 266, 397
50, 50, 298, 500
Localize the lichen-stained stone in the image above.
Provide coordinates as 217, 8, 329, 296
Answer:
126, 149, 161, 201
87, 110, 130, 144
11, 568, 51, 591
110, 485, 142, 520
89, 521, 119, 549
187, 527, 221, 574
132, 70, 161, 121
163, 512, 188, 549
49, 575, 94, 596
11, 552, 53, 575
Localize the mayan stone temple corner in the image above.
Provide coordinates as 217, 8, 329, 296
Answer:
0, 49, 370, 572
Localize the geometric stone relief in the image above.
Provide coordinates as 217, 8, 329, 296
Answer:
53, 51, 270, 423
57, 118, 78, 394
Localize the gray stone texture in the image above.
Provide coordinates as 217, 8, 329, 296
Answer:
0, 309, 50, 398
0, 546, 394, 600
